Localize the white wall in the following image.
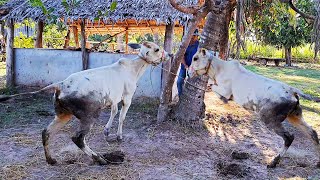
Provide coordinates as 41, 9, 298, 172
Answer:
14, 48, 162, 98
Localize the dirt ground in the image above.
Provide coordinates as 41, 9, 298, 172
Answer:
1, 89, 320, 179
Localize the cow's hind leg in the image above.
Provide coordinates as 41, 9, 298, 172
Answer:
42, 113, 72, 165
116, 97, 132, 141
266, 122, 294, 168
287, 109, 320, 168
72, 120, 108, 165
104, 104, 118, 137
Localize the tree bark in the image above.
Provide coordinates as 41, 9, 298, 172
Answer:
157, 9, 209, 123
35, 21, 44, 48
80, 20, 89, 70
174, 2, 234, 126
6, 19, 14, 87
157, 22, 174, 122
235, 0, 242, 59
219, 4, 234, 60
285, 46, 292, 66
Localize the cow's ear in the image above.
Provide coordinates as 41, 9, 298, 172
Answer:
201, 48, 206, 56
128, 43, 141, 50
142, 41, 152, 49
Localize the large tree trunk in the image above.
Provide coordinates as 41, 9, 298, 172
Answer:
157, 11, 208, 122
285, 46, 292, 66
174, 2, 234, 126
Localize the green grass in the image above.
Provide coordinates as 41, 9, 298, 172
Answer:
0, 62, 5, 89
245, 65, 320, 127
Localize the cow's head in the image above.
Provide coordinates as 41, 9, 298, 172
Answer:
129, 41, 173, 65
188, 48, 213, 78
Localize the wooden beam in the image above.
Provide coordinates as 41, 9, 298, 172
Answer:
35, 21, 44, 48
72, 26, 79, 48
80, 19, 89, 70
6, 19, 14, 87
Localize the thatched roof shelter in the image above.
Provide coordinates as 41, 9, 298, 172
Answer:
0, 0, 204, 87
0, 0, 201, 35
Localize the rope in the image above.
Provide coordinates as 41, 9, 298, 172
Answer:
155, 64, 208, 92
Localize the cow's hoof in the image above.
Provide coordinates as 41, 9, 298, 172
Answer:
317, 161, 320, 168
105, 134, 118, 142
92, 154, 108, 165
116, 136, 123, 142
103, 129, 110, 137
267, 155, 280, 168
46, 157, 57, 165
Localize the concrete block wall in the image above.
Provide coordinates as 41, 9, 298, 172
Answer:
14, 48, 162, 98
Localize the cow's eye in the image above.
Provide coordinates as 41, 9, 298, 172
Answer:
194, 57, 198, 61
155, 48, 159, 52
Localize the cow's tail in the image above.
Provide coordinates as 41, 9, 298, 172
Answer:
0, 82, 61, 102
292, 87, 320, 102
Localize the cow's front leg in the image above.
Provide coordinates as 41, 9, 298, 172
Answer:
211, 84, 232, 101
104, 104, 118, 137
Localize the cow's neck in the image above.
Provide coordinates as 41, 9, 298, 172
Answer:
132, 57, 150, 80
208, 58, 227, 83
207, 57, 223, 81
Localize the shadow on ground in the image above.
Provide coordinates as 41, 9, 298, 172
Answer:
0, 88, 319, 179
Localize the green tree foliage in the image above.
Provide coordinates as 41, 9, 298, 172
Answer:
252, 0, 314, 49
14, 33, 34, 48
0, 0, 8, 5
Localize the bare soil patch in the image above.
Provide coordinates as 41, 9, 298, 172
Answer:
0, 88, 320, 179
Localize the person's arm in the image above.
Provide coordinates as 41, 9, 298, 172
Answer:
181, 56, 188, 69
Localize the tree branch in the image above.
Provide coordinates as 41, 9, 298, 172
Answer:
168, 0, 204, 14
283, 0, 315, 21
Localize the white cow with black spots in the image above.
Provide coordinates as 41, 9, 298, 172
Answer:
188, 48, 320, 168
0, 41, 172, 165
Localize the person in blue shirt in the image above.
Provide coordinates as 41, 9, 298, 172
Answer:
177, 29, 200, 96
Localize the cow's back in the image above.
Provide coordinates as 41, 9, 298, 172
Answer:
231, 66, 296, 111
58, 62, 134, 106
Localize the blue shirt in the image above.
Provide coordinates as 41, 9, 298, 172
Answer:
182, 40, 199, 69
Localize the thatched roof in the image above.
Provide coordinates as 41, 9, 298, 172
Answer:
0, 0, 196, 24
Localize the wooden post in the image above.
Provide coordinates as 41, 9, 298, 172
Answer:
63, 28, 70, 48
80, 19, 89, 70
161, 22, 174, 90
35, 21, 44, 48
72, 26, 79, 48
157, 21, 174, 122
116, 33, 124, 52
0, 21, 5, 40
0, 21, 5, 53
125, 29, 128, 53
6, 19, 14, 87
